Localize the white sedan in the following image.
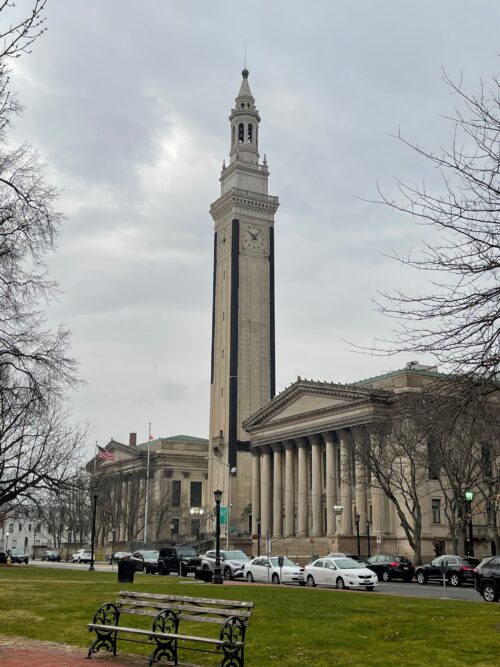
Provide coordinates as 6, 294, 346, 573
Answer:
243, 556, 305, 585
304, 556, 378, 591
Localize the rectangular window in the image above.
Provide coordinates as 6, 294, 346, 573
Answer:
428, 440, 439, 480
191, 519, 200, 536
8, 523, 13, 532
172, 518, 179, 534
28, 524, 31, 531
431, 498, 441, 524
172, 480, 181, 507
190, 481, 202, 507
12, 539, 17, 548
18, 523, 22, 531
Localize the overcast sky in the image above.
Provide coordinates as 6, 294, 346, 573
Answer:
8, 0, 500, 452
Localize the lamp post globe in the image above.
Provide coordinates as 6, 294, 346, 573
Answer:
213, 489, 223, 584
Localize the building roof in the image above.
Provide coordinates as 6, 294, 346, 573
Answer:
354, 365, 441, 386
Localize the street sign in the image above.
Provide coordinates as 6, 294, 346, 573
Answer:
219, 505, 228, 526
376, 534, 382, 544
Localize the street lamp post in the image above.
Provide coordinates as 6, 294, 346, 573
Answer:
366, 519, 371, 559
256, 521, 261, 557
5, 532, 9, 553
170, 521, 175, 546
213, 489, 223, 585
354, 512, 361, 557
111, 526, 117, 563
89, 491, 98, 572
465, 491, 474, 557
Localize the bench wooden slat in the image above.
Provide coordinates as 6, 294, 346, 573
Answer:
120, 606, 228, 624
87, 624, 243, 647
119, 591, 254, 609
118, 598, 252, 618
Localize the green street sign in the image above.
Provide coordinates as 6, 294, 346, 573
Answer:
219, 505, 228, 526
465, 491, 474, 502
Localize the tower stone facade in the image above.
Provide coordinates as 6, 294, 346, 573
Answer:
208, 69, 279, 536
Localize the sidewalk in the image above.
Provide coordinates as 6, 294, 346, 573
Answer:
0, 637, 147, 666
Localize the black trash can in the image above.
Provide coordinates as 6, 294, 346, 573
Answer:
118, 559, 135, 584
195, 567, 213, 583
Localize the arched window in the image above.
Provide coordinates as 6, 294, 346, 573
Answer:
247, 123, 253, 143
238, 123, 244, 143
232, 125, 235, 146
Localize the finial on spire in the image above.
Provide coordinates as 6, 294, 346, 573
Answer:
263, 154, 267, 166
222, 159, 226, 170
242, 67, 249, 79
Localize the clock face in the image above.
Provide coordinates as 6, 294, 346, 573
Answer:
243, 225, 265, 252
218, 228, 230, 254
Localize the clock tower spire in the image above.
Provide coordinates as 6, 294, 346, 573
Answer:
208, 69, 279, 537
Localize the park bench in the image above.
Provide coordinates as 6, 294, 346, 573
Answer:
87, 590, 254, 666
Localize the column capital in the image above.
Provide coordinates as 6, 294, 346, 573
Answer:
260, 444, 272, 455
322, 430, 336, 445
294, 436, 309, 449
250, 447, 262, 458
309, 433, 323, 447
283, 439, 295, 451
271, 442, 282, 453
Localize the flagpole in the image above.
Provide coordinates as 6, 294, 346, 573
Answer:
144, 423, 151, 545
89, 441, 98, 571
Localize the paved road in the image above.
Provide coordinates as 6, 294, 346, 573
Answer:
29, 560, 484, 603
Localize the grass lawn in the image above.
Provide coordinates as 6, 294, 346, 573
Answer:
0, 566, 499, 666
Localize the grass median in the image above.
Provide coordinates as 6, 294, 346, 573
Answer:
0, 566, 499, 666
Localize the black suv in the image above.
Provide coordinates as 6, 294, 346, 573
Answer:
474, 556, 500, 602
366, 554, 415, 582
8, 548, 29, 564
415, 555, 479, 586
157, 547, 200, 576
130, 549, 159, 573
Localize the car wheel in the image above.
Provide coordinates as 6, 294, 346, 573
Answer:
223, 567, 232, 581
416, 571, 427, 585
24, 558, 29, 564
449, 573, 461, 587
382, 570, 391, 582
246, 572, 254, 583
482, 583, 499, 603
299, 581, 306, 586
336, 577, 345, 590
202, 564, 210, 571
306, 575, 316, 587
272, 573, 280, 585
365, 586, 374, 591
180, 567, 187, 577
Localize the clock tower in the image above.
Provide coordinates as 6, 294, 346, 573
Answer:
208, 69, 279, 536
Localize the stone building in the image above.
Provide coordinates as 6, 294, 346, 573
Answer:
94, 433, 209, 550
206, 70, 497, 561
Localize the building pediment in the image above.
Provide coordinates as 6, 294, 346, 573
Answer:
243, 379, 392, 433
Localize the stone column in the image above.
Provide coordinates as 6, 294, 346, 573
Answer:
355, 455, 368, 531
370, 433, 384, 535
309, 434, 323, 537
251, 448, 261, 536
283, 440, 295, 537
260, 445, 273, 539
295, 438, 309, 537
323, 431, 337, 536
339, 432, 353, 534
272, 444, 283, 538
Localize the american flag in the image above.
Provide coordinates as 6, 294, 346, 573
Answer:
97, 445, 115, 461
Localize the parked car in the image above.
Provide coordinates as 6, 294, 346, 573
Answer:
41, 550, 61, 562
8, 548, 29, 564
243, 556, 305, 585
157, 547, 200, 576
200, 549, 251, 580
108, 551, 132, 564
71, 549, 92, 563
304, 556, 378, 591
415, 555, 479, 586
366, 554, 415, 582
130, 549, 159, 573
474, 556, 500, 602
0, 551, 6, 564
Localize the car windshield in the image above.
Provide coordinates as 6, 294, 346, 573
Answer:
179, 549, 197, 557
142, 551, 159, 559
223, 551, 248, 560
270, 557, 296, 567
460, 557, 479, 566
334, 558, 363, 569
10, 549, 23, 555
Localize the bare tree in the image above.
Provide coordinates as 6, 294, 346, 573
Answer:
374, 72, 500, 388
0, 1, 83, 509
